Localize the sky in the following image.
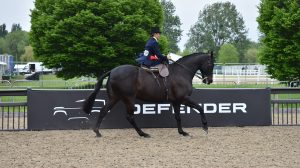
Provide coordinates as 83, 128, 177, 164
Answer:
0, 0, 34, 32
0, 0, 261, 50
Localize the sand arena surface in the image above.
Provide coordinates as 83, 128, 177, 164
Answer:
0, 127, 300, 168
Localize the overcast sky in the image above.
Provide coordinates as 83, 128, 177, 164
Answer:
0, 0, 261, 50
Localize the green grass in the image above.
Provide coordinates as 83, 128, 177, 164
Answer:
1, 74, 96, 89
0, 74, 95, 107
0, 96, 27, 102
271, 94, 300, 100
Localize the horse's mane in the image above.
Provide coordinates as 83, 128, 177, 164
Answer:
176, 52, 210, 63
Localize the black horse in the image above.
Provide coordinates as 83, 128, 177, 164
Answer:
83, 52, 214, 137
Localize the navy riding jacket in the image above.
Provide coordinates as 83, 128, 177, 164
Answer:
136, 37, 167, 66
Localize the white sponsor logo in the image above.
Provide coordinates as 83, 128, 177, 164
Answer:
53, 99, 106, 121
143, 50, 149, 56
134, 103, 247, 115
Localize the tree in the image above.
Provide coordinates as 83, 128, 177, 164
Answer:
244, 48, 258, 63
0, 24, 8, 38
161, 0, 182, 53
185, 2, 249, 61
178, 48, 192, 56
0, 23, 7, 54
20, 46, 36, 62
243, 41, 260, 63
0, 38, 5, 54
11, 23, 22, 32
257, 0, 300, 81
31, 0, 166, 79
218, 44, 239, 64
3, 31, 29, 62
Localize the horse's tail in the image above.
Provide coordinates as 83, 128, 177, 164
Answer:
82, 71, 111, 114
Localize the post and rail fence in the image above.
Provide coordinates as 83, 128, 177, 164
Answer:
270, 88, 300, 126
0, 90, 27, 131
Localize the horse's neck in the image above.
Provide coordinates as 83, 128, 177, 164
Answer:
172, 56, 204, 79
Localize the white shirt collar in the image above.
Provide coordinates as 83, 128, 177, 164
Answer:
153, 37, 158, 41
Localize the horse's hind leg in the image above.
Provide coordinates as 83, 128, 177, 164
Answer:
93, 99, 118, 137
172, 103, 189, 136
183, 97, 208, 134
123, 98, 150, 138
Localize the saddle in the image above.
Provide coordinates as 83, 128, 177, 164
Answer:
141, 64, 169, 77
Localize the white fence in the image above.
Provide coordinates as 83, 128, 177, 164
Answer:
192, 63, 287, 86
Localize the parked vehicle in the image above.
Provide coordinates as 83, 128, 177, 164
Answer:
19, 62, 53, 74
13, 64, 27, 74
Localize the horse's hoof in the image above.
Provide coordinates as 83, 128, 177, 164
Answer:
93, 130, 102, 137
182, 132, 190, 136
179, 131, 189, 136
141, 133, 151, 138
202, 127, 208, 134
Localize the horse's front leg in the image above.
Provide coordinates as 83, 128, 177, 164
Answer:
183, 97, 208, 134
172, 103, 189, 136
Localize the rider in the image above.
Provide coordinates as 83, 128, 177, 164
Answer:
136, 27, 169, 76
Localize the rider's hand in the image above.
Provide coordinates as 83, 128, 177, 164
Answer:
163, 56, 169, 64
167, 53, 171, 60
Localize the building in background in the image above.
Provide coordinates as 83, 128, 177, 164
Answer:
0, 54, 14, 76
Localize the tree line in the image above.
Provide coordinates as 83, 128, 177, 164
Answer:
2, 0, 299, 81
0, 23, 35, 62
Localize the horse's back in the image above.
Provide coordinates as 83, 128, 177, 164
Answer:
110, 64, 139, 83
109, 65, 139, 96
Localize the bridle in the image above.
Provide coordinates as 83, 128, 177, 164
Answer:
170, 59, 208, 81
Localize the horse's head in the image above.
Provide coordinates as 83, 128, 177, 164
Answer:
173, 52, 214, 84
199, 52, 214, 84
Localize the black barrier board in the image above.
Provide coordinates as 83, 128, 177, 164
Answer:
27, 89, 271, 130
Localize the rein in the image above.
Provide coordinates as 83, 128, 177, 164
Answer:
170, 59, 206, 80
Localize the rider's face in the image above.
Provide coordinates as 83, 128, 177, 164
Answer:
154, 33, 161, 40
